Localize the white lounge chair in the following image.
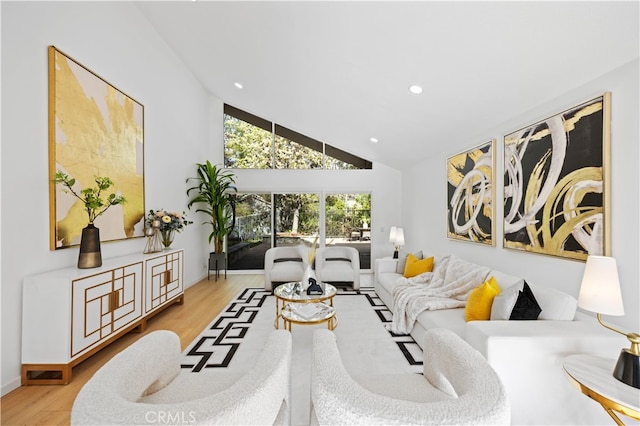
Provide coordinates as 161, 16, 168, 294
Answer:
72, 330, 292, 425
310, 328, 509, 425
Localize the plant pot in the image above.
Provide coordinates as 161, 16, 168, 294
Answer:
78, 223, 102, 269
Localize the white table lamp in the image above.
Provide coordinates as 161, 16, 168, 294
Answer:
389, 227, 397, 243
395, 228, 405, 250
578, 255, 640, 388
388, 226, 405, 259
389, 227, 398, 258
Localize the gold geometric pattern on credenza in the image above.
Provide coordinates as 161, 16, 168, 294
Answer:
71, 262, 143, 357
146, 251, 182, 313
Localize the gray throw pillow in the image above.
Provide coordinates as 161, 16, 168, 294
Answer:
396, 250, 423, 274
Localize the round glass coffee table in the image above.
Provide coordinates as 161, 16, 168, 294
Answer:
273, 281, 337, 329
280, 302, 337, 331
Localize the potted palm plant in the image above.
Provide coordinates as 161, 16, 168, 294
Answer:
186, 161, 237, 255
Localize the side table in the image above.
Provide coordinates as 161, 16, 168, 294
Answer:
208, 252, 227, 282
564, 354, 640, 425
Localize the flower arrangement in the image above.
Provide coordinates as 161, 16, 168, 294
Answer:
54, 171, 126, 224
146, 209, 192, 232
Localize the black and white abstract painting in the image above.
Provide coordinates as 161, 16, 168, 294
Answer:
447, 140, 495, 245
503, 94, 610, 260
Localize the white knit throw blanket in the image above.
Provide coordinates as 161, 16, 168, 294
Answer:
386, 255, 491, 335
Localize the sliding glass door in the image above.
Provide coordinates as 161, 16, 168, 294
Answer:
227, 193, 319, 270
227, 192, 369, 270
227, 193, 272, 270
273, 193, 320, 247
325, 193, 371, 269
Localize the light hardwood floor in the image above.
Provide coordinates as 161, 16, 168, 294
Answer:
1, 274, 263, 425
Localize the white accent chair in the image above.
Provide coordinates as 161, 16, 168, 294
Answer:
314, 246, 360, 289
310, 328, 510, 425
72, 330, 292, 425
264, 245, 309, 291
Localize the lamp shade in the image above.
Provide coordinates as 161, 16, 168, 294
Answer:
395, 228, 405, 246
578, 255, 624, 316
389, 226, 397, 244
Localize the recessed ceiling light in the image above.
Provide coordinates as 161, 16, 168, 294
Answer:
409, 85, 423, 94
234, 82, 243, 89
370, 137, 379, 143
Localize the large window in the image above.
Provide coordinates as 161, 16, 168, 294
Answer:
224, 104, 372, 170
227, 192, 370, 270
274, 125, 323, 169
223, 106, 272, 169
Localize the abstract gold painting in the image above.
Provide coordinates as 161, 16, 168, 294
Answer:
503, 93, 610, 260
48, 46, 145, 249
447, 140, 495, 245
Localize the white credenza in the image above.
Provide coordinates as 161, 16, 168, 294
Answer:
21, 249, 184, 385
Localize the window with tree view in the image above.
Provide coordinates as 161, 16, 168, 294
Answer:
226, 192, 370, 271
224, 106, 272, 169
227, 192, 320, 270
224, 104, 372, 170
325, 193, 371, 269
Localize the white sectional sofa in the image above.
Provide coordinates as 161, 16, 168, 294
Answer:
375, 253, 627, 425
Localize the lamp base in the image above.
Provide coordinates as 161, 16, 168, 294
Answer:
393, 250, 398, 259
613, 348, 640, 389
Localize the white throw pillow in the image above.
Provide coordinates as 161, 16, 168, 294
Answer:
534, 285, 578, 320
490, 280, 577, 321
490, 280, 523, 320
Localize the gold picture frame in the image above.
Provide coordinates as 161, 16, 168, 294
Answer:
446, 140, 496, 246
502, 93, 611, 260
48, 46, 145, 249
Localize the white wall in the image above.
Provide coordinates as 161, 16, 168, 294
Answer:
402, 59, 640, 335
0, 1, 213, 395
0, 2, 402, 395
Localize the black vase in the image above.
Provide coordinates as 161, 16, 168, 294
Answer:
78, 223, 102, 269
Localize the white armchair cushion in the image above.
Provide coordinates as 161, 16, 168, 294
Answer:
317, 260, 354, 281
72, 330, 292, 425
311, 328, 509, 425
264, 245, 309, 290
270, 261, 306, 282
315, 246, 360, 289
355, 373, 453, 403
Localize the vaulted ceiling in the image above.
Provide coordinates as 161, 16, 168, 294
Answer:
135, 1, 639, 170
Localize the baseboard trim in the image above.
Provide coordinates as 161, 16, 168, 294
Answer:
1, 375, 21, 396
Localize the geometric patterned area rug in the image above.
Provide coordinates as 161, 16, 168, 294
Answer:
181, 286, 422, 372
180, 286, 423, 425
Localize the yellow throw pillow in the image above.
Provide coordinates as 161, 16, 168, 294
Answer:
465, 276, 501, 322
403, 254, 434, 278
